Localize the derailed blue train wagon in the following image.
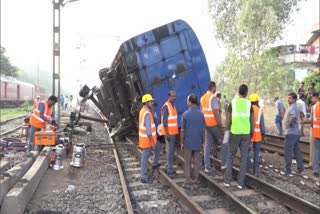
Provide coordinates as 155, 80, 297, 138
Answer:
88, 20, 210, 136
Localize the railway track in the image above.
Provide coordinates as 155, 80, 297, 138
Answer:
262, 134, 310, 162
122, 136, 250, 213
123, 136, 320, 214
0, 115, 27, 125
0, 125, 23, 137
209, 155, 320, 214
1, 115, 27, 138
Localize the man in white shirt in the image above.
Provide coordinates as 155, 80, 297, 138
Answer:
296, 94, 307, 136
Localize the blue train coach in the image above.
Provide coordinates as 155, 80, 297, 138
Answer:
93, 19, 210, 136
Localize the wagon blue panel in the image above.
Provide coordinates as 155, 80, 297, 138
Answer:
120, 20, 210, 125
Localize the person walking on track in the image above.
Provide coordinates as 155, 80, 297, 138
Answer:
160, 91, 178, 178
139, 94, 161, 184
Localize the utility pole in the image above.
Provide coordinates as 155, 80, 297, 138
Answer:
52, 0, 61, 126
52, 0, 79, 127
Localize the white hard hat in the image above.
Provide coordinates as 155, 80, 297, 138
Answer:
37, 95, 40, 98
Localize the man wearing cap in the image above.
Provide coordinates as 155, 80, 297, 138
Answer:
247, 93, 266, 177
274, 96, 286, 135
180, 94, 205, 187
33, 96, 41, 109
139, 94, 161, 184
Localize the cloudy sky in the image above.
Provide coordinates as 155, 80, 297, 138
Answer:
1, 0, 319, 93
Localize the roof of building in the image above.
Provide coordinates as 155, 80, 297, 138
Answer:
0, 76, 35, 88
306, 29, 320, 46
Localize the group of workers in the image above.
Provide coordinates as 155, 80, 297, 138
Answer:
138, 81, 320, 188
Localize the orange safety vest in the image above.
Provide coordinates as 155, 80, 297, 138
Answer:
200, 91, 218, 127
312, 102, 320, 139
139, 107, 157, 149
33, 99, 40, 109
160, 101, 178, 135
30, 100, 53, 129
252, 105, 262, 142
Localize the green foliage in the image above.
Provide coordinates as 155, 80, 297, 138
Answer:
209, 0, 302, 99
298, 71, 320, 92
214, 51, 295, 99
16, 69, 52, 93
0, 108, 27, 121
0, 46, 18, 77
209, 0, 300, 51
22, 101, 32, 113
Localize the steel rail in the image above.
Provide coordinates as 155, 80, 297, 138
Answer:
210, 156, 320, 214
263, 134, 310, 162
126, 136, 256, 214
92, 106, 134, 214
125, 137, 207, 214
174, 153, 256, 214
0, 115, 27, 125
1, 125, 23, 137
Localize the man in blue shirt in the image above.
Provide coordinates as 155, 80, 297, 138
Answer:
284, 92, 304, 176
274, 96, 286, 135
180, 94, 205, 187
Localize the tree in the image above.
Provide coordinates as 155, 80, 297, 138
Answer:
0, 46, 18, 77
209, 0, 302, 98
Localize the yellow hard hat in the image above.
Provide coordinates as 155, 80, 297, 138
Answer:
142, 94, 154, 103
249, 93, 260, 102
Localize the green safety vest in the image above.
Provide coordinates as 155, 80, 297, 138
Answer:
231, 98, 251, 135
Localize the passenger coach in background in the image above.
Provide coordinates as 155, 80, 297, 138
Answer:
1, 76, 48, 108
80, 20, 210, 137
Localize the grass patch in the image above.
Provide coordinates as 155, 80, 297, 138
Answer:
263, 104, 277, 128
0, 108, 28, 121
0, 102, 32, 121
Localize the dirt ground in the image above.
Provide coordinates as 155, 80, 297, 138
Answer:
25, 115, 126, 214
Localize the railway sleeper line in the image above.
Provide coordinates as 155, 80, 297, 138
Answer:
120, 135, 320, 214
208, 156, 320, 214
1, 125, 23, 137
124, 136, 304, 214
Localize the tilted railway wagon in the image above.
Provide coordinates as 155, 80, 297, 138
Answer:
82, 20, 210, 136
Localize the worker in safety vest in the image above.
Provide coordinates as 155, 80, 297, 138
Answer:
247, 94, 266, 177
139, 94, 161, 184
160, 91, 178, 178
200, 81, 224, 175
311, 92, 320, 177
28, 95, 58, 152
33, 96, 41, 109
224, 84, 254, 189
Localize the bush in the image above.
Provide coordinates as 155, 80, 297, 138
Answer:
22, 101, 32, 113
